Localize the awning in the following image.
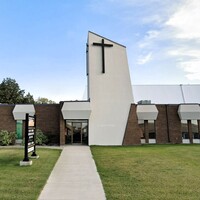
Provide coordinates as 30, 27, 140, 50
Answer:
61, 101, 91, 119
178, 104, 200, 120
136, 105, 158, 120
12, 105, 35, 120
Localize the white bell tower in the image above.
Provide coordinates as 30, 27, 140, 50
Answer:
87, 31, 133, 145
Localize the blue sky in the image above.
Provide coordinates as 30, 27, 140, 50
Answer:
0, 0, 200, 102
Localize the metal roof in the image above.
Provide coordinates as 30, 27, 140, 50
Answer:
133, 84, 200, 104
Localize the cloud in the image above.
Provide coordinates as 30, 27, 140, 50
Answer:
168, 46, 200, 80
89, 0, 200, 81
165, 0, 200, 81
136, 0, 200, 81
180, 62, 200, 80
137, 52, 152, 65
166, 0, 200, 40
138, 30, 160, 48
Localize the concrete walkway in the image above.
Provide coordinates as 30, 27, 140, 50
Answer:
38, 146, 106, 200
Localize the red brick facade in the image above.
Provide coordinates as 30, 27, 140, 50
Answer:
123, 105, 141, 145
0, 103, 199, 145
0, 105, 15, 132
123, 104, 184, 145
34, 104, 61, 144
0, 104, 61, 144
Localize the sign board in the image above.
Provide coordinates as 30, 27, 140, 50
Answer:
23, 113, 37, 162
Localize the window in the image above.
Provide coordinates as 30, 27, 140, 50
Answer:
148, 120, 156, 139
181, 120, 189, 139
138, 120, 156, 143
181, 120, 200, 143
16, 120, 23, 140
192, 120, 199, 139
65, 120, 88, 144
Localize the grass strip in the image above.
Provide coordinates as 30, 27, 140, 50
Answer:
91, 145, 200, 200
0, 148, 61, 200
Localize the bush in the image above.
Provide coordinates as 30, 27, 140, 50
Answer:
36, 129, 48, 145
0, 130, 15, 146
9, 132, 16, 145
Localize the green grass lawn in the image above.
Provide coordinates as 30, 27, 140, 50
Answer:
91, 145, 200, 200
0, 148, 61, 200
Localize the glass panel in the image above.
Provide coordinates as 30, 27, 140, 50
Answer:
192, 120, 199, 139
16, 120, 23, 139
66, 122, 73, 144
72, 122, 82, 143
65, 120, 88, 144
149, 120, 156, 139
82, 122, 88, 145
181, 120, 189, 139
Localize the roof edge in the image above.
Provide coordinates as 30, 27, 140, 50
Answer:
88, 31, 126, 48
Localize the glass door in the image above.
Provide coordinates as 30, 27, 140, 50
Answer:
72, 122, 82, 143
65, 120, 88, 145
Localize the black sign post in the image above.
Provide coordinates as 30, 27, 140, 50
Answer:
20, 113, 38, 166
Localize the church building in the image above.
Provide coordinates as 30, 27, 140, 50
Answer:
1, 32, 200, 146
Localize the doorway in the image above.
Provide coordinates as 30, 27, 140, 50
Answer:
65, 120, 88, 145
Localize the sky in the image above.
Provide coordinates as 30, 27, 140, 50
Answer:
0, 0, 200, 102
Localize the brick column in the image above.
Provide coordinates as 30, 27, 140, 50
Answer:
59, 102, 66, 145
123, 104, 141, 145
144, 120, 149, 144
188, 120, 193, 144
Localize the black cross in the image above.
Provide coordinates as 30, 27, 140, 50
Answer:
93, 39, 113, 73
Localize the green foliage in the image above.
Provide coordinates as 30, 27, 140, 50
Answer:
9, 131, 16, 145
0, 77, 35, 104
35, 97, 56, 104
0, 130, 15, 146
23, 92, 35, 104
36, 129, 49, 145
0, 77, 56, 104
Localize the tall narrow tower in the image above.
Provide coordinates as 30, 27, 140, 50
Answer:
87, 32, 133, 145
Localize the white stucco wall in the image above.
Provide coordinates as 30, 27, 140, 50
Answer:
87, 32, 133, 145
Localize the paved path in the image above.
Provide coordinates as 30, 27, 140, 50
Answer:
38, 146, 106, 200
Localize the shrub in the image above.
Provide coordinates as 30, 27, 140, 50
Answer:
9, 132, 16, 145
0, 130, 13, 146
36, 129, 48, 145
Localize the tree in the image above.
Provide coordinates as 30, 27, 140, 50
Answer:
23, 92, 35, 104
0, 78, 35, 104
35, 97, 56, 104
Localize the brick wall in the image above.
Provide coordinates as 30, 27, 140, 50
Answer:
35, 104, 60, 144
59, 102, 66, 145
123, 104, 141, 145
0, 104, 15, 132
123, 104, 182, 145
0, 103, 192, 146
0, 104, 62, 144
167, 105, 182, 144
156, 105, 169, 144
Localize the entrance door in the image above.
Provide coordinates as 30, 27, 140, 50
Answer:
65, 120, 88, 145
